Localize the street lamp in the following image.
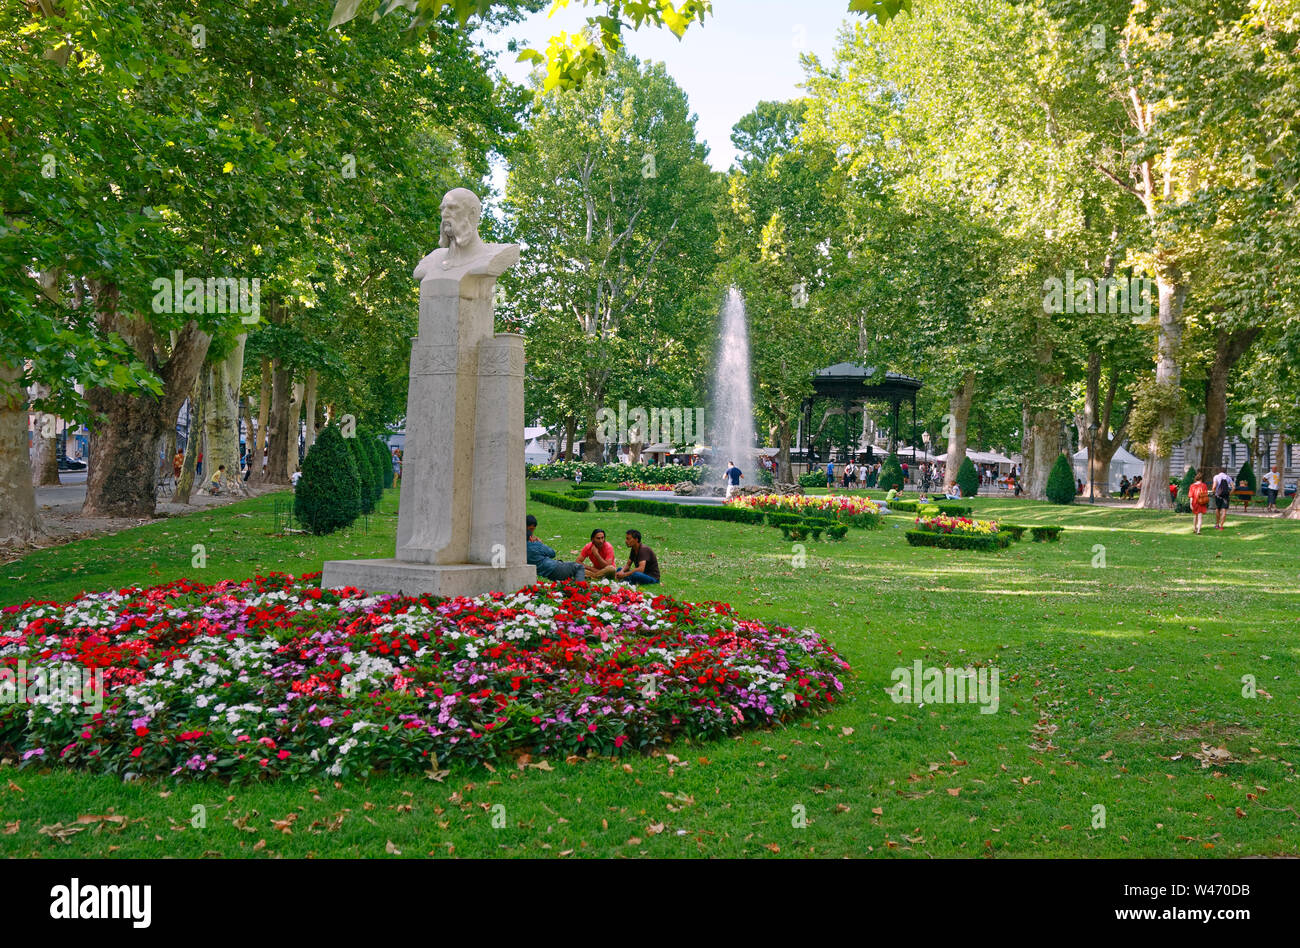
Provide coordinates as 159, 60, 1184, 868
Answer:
1088, 421, 1099, 504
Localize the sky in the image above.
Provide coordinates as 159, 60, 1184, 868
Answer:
482, 0, 860, 174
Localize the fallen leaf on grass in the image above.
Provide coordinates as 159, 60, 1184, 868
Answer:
385, 840, 402, 855
3, 821, 18, 835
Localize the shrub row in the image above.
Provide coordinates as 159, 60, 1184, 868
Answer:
527, 461, 709, 485
528, 490, 590, 513
905, 530, 1011, 551
1030, 525, 1065, 541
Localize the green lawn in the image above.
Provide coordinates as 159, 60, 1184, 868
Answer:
1, 483, 1297, 858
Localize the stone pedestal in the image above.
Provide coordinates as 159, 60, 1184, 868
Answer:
322, 188, 531, 599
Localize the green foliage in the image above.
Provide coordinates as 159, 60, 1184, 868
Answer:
1237, 460, 1257, 494
956, 457, 980, 499
934, 502, 973, 517
1030, 526, 1065, 542
345, 437, 375, 515
592, 499, 619, 512
677, 505, 765, 525
1045, 454, 1076, 505
293, 426, 361, 536
891, 499, 919, 513
607, 497, 679, 517
999, 524, 1028, 541
1175, 467, 1196, 513
905, 530, 1010, 551
798, 470, 828, 487
527, 462, 705, 485
878, 453, 905, 492
528, 491, 590, 513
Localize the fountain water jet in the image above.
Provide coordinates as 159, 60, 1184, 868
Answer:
711, 286, 757, 482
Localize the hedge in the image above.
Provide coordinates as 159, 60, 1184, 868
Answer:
891, 499, 919, 513
765, 511, 804, 527
612, 498, 680, 517
999, 524, 1028, 541
527, 461, 709, 485
956, 456, 980, 498
569, 488, 596, 499
934, 502, 972, 517
677, 504, 765, 524
905, 530, 1011, 551
528, 490, 590, 513
1030, 525, 1065, 542
593, 499, 619, 512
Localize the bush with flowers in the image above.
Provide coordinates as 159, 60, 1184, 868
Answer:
0, 573, 848, 782
726, 493, 883, 528
907, 515, 1009, 550
617, 481, 667, 491
913, 514, 1000, 536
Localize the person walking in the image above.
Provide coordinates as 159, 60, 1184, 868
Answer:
825, 459, 834, 487
724, 459, 743, 499
1262, 465, 1281, 512
1189, 472, 1209, 534
1211, 467, 1233, 529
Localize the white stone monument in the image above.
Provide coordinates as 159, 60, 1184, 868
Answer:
322, 188, 536, 597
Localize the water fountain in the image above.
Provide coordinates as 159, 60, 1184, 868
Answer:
711, 286, 757, 480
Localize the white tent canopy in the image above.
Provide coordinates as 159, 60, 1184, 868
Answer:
932, 449, 1016, 467
1072, 445, 1144, 491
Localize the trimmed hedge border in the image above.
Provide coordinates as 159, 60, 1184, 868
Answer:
905, 530, 1011, 551
528, 490, 591, 513
593, 499, 619, 512
999, 524, 1028, 541
1031, 526, 1065, 542
934, 502, 973, 517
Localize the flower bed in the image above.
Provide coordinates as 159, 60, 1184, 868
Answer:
0, 574, 848, 781
914, 514, 1000, 536
617, 481, 667, 491
727, 493, 883, 527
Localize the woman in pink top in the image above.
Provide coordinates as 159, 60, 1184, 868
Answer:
576, 528, 617, 579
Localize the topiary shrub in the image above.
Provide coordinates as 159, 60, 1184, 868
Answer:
294, 425, 361, 535
1045, 454, 1076, 505
955, 456, 980, 498
1175, 467, 1196, 513
878, 453, 905, 492
345, 436, 375, 515
361, 435, 384, 505
1237, 460, 1257, 494
1030, 525, 1065, 541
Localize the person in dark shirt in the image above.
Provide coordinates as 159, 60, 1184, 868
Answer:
616, 529, 660, 585
525, 515, 584, 581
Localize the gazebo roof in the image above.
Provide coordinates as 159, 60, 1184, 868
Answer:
810, 362, 923, 401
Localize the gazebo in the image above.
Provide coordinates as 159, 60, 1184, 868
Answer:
800, 362, 924, 467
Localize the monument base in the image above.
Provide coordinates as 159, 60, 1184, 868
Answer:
320, 559, 537, 599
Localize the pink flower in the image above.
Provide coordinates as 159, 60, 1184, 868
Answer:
277, 750, 290, 760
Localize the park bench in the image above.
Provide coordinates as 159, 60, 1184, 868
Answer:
1231, 489, 1255, 511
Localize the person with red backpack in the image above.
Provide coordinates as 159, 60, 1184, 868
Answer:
1188, 473, 1210, 535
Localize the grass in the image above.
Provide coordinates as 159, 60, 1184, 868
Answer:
1, 482, 1297, 858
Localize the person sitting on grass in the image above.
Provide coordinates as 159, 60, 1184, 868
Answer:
944, 484, 963, 500
575, 527, 617, 580
885, 485, 901, 504
615, 529, 660, 586
526, 514, 585, 581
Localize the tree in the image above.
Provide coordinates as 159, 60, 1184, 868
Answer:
346, 436, 375, 515
502, 53, 720, 461
294, 425, 360, 535
955, 456, 979, 499
1045, 453, 1075, 505
879, 452, 904, 491
1175, 466, 1195, 513
1236, 460, 1256, 495
330, 0, 914, 92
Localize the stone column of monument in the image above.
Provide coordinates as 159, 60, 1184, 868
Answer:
322, 188, 536, 597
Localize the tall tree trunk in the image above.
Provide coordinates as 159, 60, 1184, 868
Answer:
30, 382, 61, 486
174, 378, 203, 505
285, 379, 304, 477
562, 416, 576, 461
206, 335, 248, 496
1079, 350, 1130, 496
303, 368, 318, 453
775, 411, 793, 483
240, 395, 255, 483
1, 361, 42, 544
81, 283, 210, 517
943, 371, 975, 490
1199, 326, 1261, 482
254, 355, 271, 481
1024, 408, 1062, 499
1138, 267, 1188, 509
265, 357, 292, 484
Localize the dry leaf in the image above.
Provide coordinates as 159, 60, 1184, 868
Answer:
386, 840, 402, 854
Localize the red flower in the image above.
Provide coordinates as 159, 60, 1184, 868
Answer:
130, 747, 143, 758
